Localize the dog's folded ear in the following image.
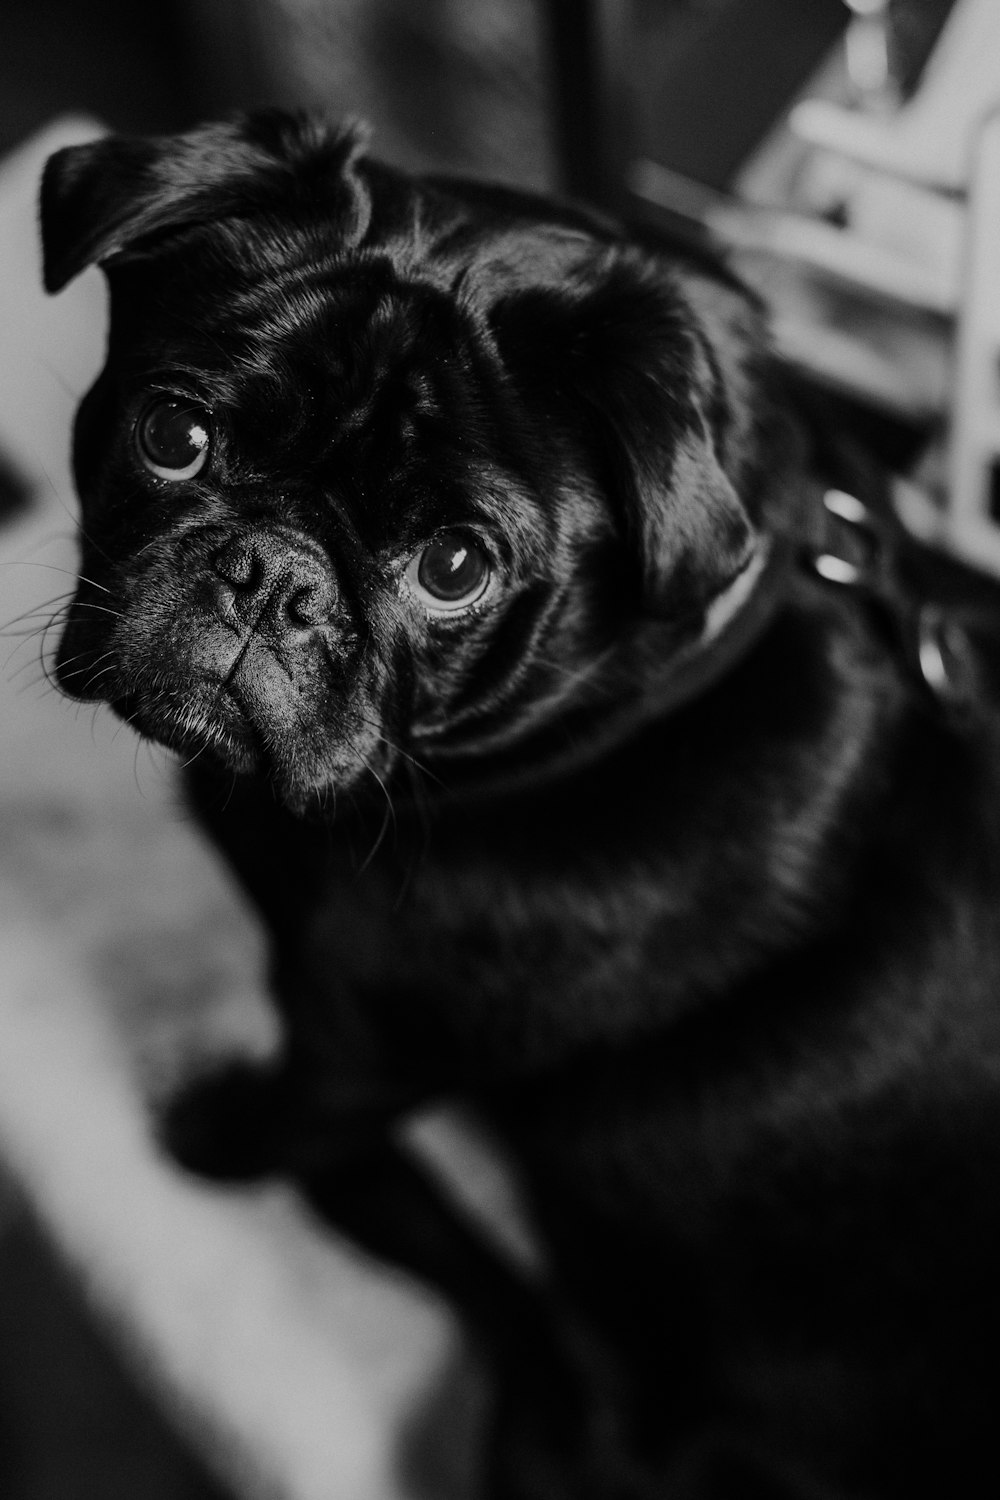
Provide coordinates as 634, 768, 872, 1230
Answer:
491, 241, 768, 618
40, 111, 371, 294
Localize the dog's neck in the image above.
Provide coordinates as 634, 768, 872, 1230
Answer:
401, 463, 923, 1055
418, 454, 822, 803
360, 585, 914, 1074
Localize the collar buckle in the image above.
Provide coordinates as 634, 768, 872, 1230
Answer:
806, 487, 975, 719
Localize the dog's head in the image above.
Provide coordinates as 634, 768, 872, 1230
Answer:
41, 111, 777, 812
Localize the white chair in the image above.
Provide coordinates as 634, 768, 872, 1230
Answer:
634, 0, 1000, 575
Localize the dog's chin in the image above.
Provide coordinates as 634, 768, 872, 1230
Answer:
112, 683, 378, 816
117, 689, 262, 776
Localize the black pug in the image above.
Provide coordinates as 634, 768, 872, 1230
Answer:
39, 111, 1000, 1499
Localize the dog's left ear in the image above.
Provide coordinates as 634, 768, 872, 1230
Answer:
40, 111, 370, 293
492, 241, 767, 617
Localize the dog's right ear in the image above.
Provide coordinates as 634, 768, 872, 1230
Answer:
41, 135, 171, 293
40, 112, 371, 294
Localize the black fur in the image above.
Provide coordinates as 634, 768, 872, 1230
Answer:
41, 111, 1000, 1498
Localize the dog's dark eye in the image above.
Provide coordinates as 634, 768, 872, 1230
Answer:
406, 531, 492, 613
135, 398, 211, 480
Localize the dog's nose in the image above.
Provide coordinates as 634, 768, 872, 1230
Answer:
211, 530, 336, 630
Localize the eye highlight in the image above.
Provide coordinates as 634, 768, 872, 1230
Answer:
405, 531, 492, 614
135, 397, 212, 480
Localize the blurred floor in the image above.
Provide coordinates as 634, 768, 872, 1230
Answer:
0, 1207, 234, 1500
0, 9, 253, 1493
0, 6, 248, 1489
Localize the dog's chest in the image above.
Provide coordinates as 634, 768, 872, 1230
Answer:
287, 822, 673, 1078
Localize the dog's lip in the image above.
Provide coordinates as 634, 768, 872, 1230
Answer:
113, 682, 262, 770
216, 681, 267, 761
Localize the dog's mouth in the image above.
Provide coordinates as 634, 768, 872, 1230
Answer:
114, 679, 263, 773
56, 589, 317, 783
60, 612, 396, 813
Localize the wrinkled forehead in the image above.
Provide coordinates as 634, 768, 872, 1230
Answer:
102, 219, 550, 549
114, 223, 487, 413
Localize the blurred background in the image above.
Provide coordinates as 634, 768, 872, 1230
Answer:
1, 0, 990, 546
0, 2, 992, 1498
0, 0, 851, 191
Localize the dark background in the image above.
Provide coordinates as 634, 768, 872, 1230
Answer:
0, 1, 858, 197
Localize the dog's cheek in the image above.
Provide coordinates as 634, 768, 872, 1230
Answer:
54, 602, 110, 700
407, 610, 504, 725
70, 375, 121, 505
55, 540, 145, 701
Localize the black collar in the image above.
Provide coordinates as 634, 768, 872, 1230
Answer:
653, 477, 979, 726
426, 473, 981, 804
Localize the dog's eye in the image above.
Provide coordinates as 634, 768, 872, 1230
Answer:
406, 531, 492, 613
135, 398, 211, 480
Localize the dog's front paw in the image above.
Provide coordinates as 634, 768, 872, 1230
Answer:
159, 1060, 289, 1181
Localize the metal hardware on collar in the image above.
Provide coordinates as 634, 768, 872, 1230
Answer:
917, 606, 952, 697
806, 486, 975, 719
812, 552, 866, 588
809, 489, 885, 594
649, 481, 979, 731
823, 488, 872, 528
915, 604, 976, 713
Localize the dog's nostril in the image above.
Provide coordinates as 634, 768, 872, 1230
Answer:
286, 577, 337, 627
288, 584, 320, 626
213, 539, 262, 591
